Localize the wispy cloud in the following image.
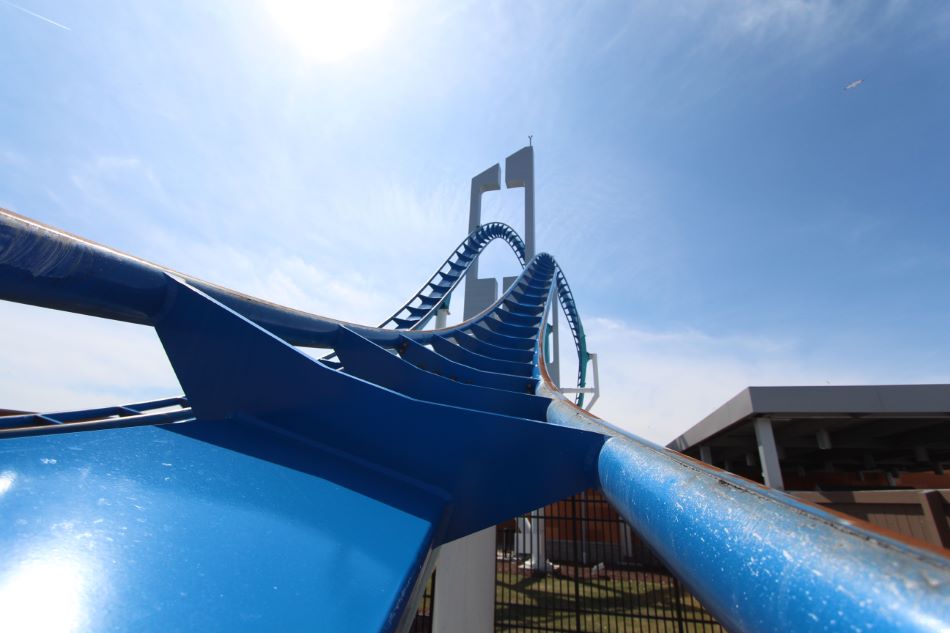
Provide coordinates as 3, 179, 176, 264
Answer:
68, 156, 168, 208
0, 143, 504, 412
583, 316, 880, 444
727, 0, 835, 36
0, 0, 70, 31
0, 301, 177, 412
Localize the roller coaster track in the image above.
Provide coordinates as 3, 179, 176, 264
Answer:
0, 207, 947, 632
374, 221, 526, 331
321, 220, 590, 405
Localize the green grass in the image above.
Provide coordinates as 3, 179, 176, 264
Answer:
495, 570, 723, 633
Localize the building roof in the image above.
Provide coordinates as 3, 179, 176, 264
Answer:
667, 385, 950, 474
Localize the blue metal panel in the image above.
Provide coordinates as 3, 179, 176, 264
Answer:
430, 335, 533, 377
480, 315, 537, 339
501, 297, 544, 316
493, 308, 542, 328
465, 323, 536, 351
397, 336, 536, 394
334, 327, 550, 421
153, 277, 606, 544
0, 422, 436, 632
451, 332, 533, 363
511, 286, 548, 301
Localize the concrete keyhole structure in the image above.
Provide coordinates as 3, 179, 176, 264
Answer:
463, 146, 557, 386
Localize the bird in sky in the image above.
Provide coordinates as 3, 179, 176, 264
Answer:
844, 79, 864, 91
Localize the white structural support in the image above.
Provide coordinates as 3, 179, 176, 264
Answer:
434, 304, 449, 329
432, 283, 498, 633
515, 515, 532, 555
559, 353, 600, 411
618, 517, 635, 560
586, 353, 599, 410
436, 147, 541, 633
514, 509, 550, 572
432, 527, 496, 633
505, 146, 535, 261
551, 305, 561, 387
463, 164, 501, 315
753, 416, 785, 490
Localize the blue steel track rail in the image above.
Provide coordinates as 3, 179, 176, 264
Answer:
319, 221, 529, 366
0, 207, 948, 633
320, 219, 591, 403
376, 221, 526, 331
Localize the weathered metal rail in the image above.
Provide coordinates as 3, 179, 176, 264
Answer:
0, 207, 948, 632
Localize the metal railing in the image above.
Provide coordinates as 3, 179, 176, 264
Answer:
496, 491, 724, 633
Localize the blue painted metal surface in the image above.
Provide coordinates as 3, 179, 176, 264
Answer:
0, 421, 435, 632
0, 211, 523, 349
597, 436, 950, 633
1, 206, 949, 632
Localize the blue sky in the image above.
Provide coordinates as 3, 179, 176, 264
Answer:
1, 0, 948, 442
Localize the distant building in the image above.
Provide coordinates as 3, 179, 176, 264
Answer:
668, 384, 950, 548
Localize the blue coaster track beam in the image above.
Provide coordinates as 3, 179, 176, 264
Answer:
0, 207, 948, 632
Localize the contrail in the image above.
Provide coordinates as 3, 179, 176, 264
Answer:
0, 0, 70, 31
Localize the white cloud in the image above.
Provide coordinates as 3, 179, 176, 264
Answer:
655, 0, 929, 77
0, 162, 476, 412
728, 0, 834, 36
178, 242, 397, 325
582, 316, 875, 445
0, 301, 179, 412
69, 156, 166, 205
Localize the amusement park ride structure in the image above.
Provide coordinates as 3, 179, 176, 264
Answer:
0, 147, 948, 632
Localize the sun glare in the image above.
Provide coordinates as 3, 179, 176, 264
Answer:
265, 0, 394, 64
0, 554, 90, 632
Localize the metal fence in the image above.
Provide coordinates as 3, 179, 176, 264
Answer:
410, 571, 436, 633
411, 490, 725, 632
495, 490, 724, 632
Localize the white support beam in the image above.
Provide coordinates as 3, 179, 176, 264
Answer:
463, 164, 501, 318
585, 353, 600, 410
432, 528, 496, 633
753, 416, 785, 490
435, 163, 506, 633
505, 146, 535, 261
550, 307, 560, 387
435, 306, 449, 329
529, 508, 547, 571
436, 148, 539, 632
